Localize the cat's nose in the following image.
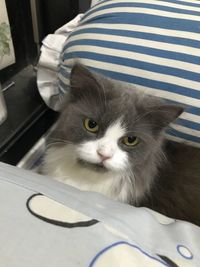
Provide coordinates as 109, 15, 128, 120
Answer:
97, 151, 112, 161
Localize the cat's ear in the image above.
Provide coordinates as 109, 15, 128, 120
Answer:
70, 64, 101, 100
149, 104, 184, 133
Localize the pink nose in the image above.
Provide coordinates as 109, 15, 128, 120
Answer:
97, 151, 112, 161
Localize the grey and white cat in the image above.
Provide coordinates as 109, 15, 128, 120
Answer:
41, 64, 183, 204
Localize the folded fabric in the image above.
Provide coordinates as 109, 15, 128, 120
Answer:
37, 14, 84, 111
0, 162, 200, 266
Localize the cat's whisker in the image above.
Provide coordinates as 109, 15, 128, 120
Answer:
55, 175, 71, 181
133, 109, 158, 124
160, 150, 167, 162
58, 93, 65, 104
100, 81, 107, 108
122, 165, 137, 204
133, 108, 177, 124
46, 139, 72, 150
128, 122, 175, 135
48, 137, 69, 142
96, 84, 107, 110
46, 143, 65, 149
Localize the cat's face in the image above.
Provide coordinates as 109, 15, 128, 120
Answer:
76, 118, 131, 172
49, 65, 183, 177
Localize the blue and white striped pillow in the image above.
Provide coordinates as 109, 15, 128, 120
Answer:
58, 0, 200, 147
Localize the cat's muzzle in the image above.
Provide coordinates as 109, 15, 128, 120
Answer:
77, 159, 108, 172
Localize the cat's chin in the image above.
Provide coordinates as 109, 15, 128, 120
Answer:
77, 159, 109, 172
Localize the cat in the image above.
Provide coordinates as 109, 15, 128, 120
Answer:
142, 142, 200, 226
41, 64, 200, 226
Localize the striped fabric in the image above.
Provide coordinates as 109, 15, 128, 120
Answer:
58, 0, 200, 147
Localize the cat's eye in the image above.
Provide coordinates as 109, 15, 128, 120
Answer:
84, 118, 99, 133
123, 136, 139, 147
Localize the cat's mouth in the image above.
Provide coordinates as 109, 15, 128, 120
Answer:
77, 159, 108, 172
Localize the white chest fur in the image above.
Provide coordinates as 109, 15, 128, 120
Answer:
43, 145, 133, 203
43, 120, 139, 203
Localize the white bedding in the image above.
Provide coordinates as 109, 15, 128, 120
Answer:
0, 162, 199, 266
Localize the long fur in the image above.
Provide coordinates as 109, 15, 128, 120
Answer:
40, 64, 200, 226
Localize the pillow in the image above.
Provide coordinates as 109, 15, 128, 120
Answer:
90, 0, 103, 7
58, 0, 200, 147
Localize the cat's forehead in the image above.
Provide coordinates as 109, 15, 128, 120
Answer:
101, 95, 139, 123
104, 118, 126, 139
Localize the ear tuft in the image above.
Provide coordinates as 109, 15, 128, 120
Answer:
70, 64, 91, 84
158, 105, 184, 124
69, 64, 101, 101
149, 104, 184, 134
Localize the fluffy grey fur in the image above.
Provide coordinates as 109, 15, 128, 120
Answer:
41, 64, 183, 205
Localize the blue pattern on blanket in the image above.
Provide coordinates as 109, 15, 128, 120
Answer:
0, 162, 199, 266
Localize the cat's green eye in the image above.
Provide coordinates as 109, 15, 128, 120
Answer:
84, 118, 99, 133
123, 136, 139, 147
